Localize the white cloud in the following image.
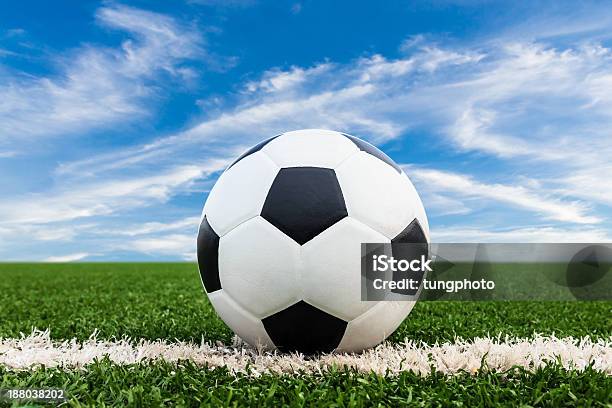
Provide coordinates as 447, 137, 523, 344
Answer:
417, 46, 485, 72
44, 252, 90, 262
420, 193, 472, 216
126, 234, 195, 260
59, 39, 612, 185
245, 64, 331, 93
439, 43, 612, 161
399, 34, 426, 52
432, 226, 611, 243
495, 3, 612, 41
0, 224, 81, 242
98, 217, 201, 237
0, 164, 221, 225
0, 4, 205, 142
408, 167, 599, 224
448, 107, 532, 157
357, 55, 415, 82
561, 164, 612, 206
56, 47, 481, 178
95, 5, 204, 78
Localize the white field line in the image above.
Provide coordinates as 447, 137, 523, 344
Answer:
0, 331, 610, 376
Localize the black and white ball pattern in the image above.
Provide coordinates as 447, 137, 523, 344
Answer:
198, 129, 429, 354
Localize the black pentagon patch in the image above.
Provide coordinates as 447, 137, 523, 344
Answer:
197, 216, 221, 293
566, 245, 612, 300
261, 167, 348, 245
227, 135, 280, 169
392, 218, 427, 244
262, 301, 347, 354
391, 219, 428, 296
342, 133, 402, 174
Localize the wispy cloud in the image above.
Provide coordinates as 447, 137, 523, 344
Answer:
432, 226, 611, 243
0, 151, 17, 158
0, 164, 219, 225
0, 224, 82, 242
494, 2, 612, 41
44, 253, 90, 262
125, 234, 195, 260
561, 164, 612, 206
56, 39, 612, 183
408, 167, 599, 224
98, 217, 200, 237
439, 43, 612, 161
56, 46, 483, 178
419, 193, 472, 217
0, 4, 206, 142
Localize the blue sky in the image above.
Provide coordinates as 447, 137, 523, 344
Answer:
1, 0, 612, 261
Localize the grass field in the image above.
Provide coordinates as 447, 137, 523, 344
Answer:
0, 263, 610, 407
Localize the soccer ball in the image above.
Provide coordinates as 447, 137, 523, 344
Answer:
197, 129, 429, 353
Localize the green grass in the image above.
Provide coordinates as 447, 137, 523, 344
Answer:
0, 263, 609, 344
1, 360, 610, 407
0, 263, 610, 407
0, 263, 228, 344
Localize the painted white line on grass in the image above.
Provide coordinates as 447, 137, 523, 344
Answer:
0, 331, 610, 376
